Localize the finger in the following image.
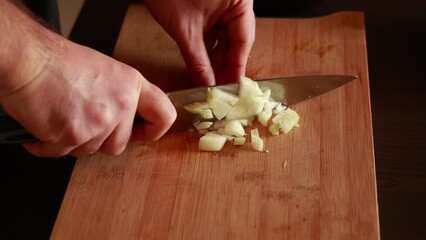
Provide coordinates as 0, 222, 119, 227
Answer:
68, 136, 106, 158
98, 112, 134, 156
174, 26, 216, 86
132, 82, 176, 141
22, 141, 74, 158
221, 9, 256, 82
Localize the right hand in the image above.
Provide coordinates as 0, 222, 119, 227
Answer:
0, 37, 176, 158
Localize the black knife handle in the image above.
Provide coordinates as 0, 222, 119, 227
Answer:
0, 107, 36, 144
0, 107, 145, 144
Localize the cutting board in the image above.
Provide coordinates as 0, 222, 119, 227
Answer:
52, 4, 379, 239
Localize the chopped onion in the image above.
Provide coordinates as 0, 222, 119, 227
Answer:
270, 108, 300, 134
184, 76, 300, 152
198, 133, 227, 151
224, 120, 245, 137
207, 88, 238, 120
193, 121, 214, 131
183, 102, 214, 119
250, 128, 264, 152
258, 109, 272, 127
233, 137, 246, 145
272, 103, 287, 114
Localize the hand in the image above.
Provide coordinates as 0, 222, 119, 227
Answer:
0, 38, 176, 158
144, 0, 255, 86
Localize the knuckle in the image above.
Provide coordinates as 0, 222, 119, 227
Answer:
115, 67, 141, 111
188, 62, 210, 75
116, 94, 134, 112
128, 67, 143, 81
92, 107, 114, 128
125, 67, 143, 91
63, 124, 87, 146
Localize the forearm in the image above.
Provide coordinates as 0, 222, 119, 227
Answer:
0, 0, 61, 98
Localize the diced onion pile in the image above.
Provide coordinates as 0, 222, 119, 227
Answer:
183, 76, 300, 152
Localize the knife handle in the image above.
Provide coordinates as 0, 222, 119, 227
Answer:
0, 107, 147, 144
0, 107, 36, 144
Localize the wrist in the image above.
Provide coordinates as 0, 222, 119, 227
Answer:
0, 1, 63, 99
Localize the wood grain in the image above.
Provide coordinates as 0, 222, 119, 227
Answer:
51, 4, 379, 239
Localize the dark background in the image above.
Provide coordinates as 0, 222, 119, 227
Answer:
1, 0, 425, 239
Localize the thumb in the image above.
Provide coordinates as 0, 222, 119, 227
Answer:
132, 82, 176, 141
175, 31, 216, 86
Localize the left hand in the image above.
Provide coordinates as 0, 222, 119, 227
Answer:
144, 0, 255, 86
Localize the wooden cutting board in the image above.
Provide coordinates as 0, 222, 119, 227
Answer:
52, 4, 379, 239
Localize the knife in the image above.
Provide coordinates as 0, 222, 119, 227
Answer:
0, 75, 357, 144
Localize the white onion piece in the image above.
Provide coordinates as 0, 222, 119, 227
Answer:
270, 108, 300, 134
198, 133, 227, 151
224, 120, 245, 137
183, 102, 214, 119
233, 137, 246, 145
250, 128, 264, 152
207, 88, 238, 120
193, 121, 214, 131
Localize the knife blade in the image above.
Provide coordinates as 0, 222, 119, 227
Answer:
0, 75, 357, 144
167, 74, 357, 133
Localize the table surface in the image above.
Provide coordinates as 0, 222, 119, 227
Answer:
1, 0, 425, 239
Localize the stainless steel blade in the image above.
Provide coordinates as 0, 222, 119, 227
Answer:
166, 75, 358, 133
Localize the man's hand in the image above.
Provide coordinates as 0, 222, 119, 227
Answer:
0, 0, 176, 158
1, 40, 176, 158
144, 0, 255, 86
